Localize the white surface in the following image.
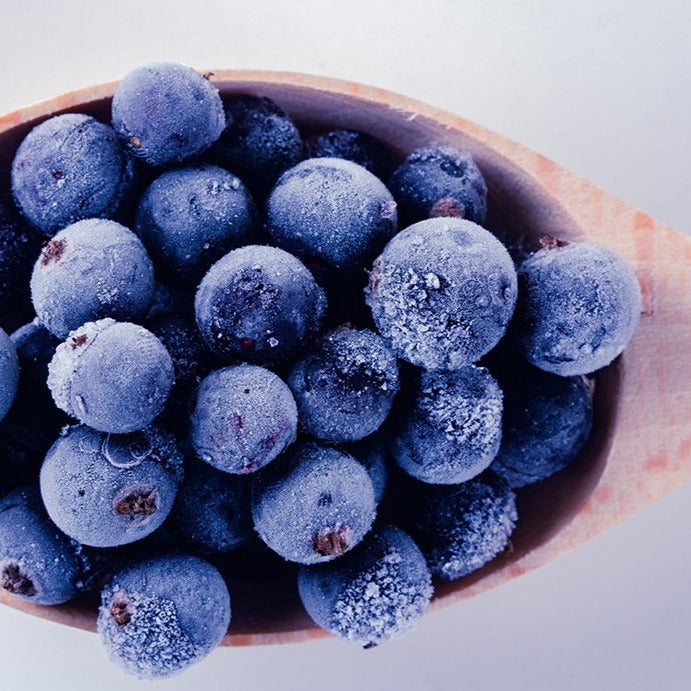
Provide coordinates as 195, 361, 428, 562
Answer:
0, 2, 690, 689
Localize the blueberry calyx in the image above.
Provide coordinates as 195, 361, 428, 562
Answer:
114, 489, 158, 517
429, 196, 465, 218
109, 595, 132, 626
1, 563, 36, 597
312, 524, 352, 557
40, 239, 66, 266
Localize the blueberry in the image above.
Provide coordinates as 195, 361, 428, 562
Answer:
304, 129, 394, 180
0, 327, 19, 421
48, 319, 174, 434
404, 472, 517, 581
366, 218, 517, 370
147, 313, 212, 432
135, 165, 258, 285
490, 360, 594, 487
97, 553, 230, 679
40, 424, 183, 547
388, 144, 487, 227
251, 441, 376, 564
348, 432, 391, 504
515, 242, 642, 375
168, 459, 252, 554
392, 366, 503, 485
0, 196, 41, 327
267, 158, 397, 271
190, 364, 297, 474
1, 321, 67, 452
195, 245, 326, 365
11, 114, 136, 236
209, 95, 302, 197
0, 485, 97, 604
112, 63, 225, 167
30, 218, 155, 339
287, 326, 399, 443
297, 525, 432, 646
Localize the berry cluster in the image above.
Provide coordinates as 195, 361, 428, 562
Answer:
0, 63, 642, 678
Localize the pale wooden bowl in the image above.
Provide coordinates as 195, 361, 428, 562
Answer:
0, 71, 689, 647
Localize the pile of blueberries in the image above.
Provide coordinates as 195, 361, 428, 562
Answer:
0, 63, 642, 678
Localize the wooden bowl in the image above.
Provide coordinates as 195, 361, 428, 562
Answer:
1, 70, 689, 647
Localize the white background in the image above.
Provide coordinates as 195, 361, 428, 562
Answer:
0, 1, 690, 689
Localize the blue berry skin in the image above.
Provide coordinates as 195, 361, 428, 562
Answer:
404, 472, 517, 581
98, 553, 230, 679
47, 319, 174, 434
209, 95, 302, 197
147, 314, 212, 432
168, 459, 252, 554
392, 366, 503, 485
0, 328, 19, 421
304, 129, 394, 181
287, 326, 399, 443
490, 361, 593, 488
267, 158, 398, 271
388, 145, 488, 227
1, 322, 67, 452
135, 165, 258, 285
297, 525, 432, 647
0, 485, 97, 604
190, 365, 297, 475
366, 218, 517, 370
515, 242, 642, 375
195, 245, 326, 365
11, 114, 136, 237
30, 219, 155, 339
40, 424, 183, 548
112, 63, 225, 167
251, 442, 376, 564
349, 433, 391, 504
0, 196, 41, 326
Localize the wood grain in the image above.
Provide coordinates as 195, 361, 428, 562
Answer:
0, 71, 689, 646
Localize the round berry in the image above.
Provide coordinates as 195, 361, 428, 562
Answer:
267, 157, 397, 271
31, 219, 155, 339
392, 366, 503, 485
11, 114, 136, 236
190, 365, 298, 474
195, 245, 326, 365
112, 63, 225, 167
515, 242, 642, 375
366, 218, 517, 370
47, 319, 174, 434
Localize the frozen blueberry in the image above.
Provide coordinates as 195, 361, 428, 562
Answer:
0, 485, 97, 604
392, 366, 503, 485
30, 218, 155, 339
195, 245, 326, 365
304, 129, 394, 180
168, 459, 252, 553
287, 326, 399, 443
11, 114, 136, 236
1, 321, 67, 452
490, 361, 593, 487
48, 319, 174, 434
0, 196, 41, 325
515, 242, 642, 375
348, 432, 391, 504
251, 442, 376, 564
388, 144, 487, 227
190, 365, 297, 474
112, 63, 225, 167
0, 328, 19, 422
267, 158, 397, 271
40, 424, 183, 547
366, 218, 517, 370
298, 525, 432, 646
405, 472, 517, 581
209, 95, 302, 197
98, 553, 230, 679
147, 314, 212, 431
135, 165, 258, 285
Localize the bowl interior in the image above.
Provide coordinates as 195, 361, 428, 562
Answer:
0, 78, 620, 643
